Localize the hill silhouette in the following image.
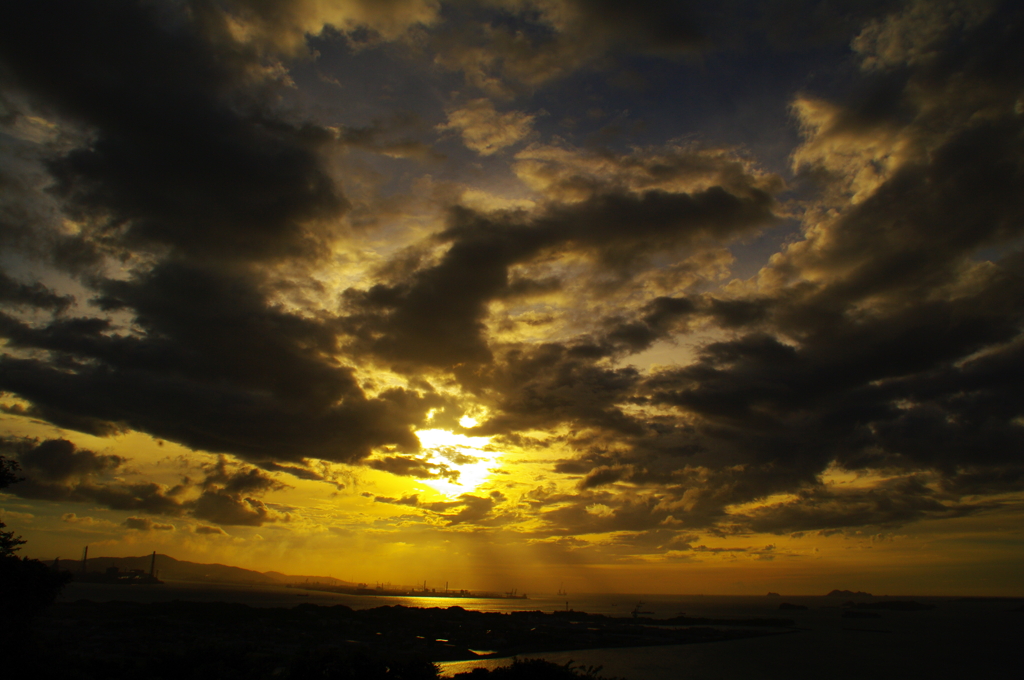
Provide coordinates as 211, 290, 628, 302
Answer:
50, 553, 355, 587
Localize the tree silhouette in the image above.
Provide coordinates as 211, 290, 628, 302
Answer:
1, 455, 27, 556
1, 454, 72, 641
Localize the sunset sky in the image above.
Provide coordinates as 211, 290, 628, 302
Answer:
2, 0, 1023, 596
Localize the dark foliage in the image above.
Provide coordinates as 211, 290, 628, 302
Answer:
21, 598, 656, 679
1, 455, 27, 557
0, 567, 71, 653
0, 556, 72, 622
21, 637, 632, 680
288, 648, 441, 680
0, 454, 21, 488
0, 454, 73, 640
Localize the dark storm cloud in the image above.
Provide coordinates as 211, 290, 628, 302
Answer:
201, 457, 287, 496
194, 524, 228, 535
851, 337, 1024, 473
537, 187, 775, 272
455, 3, 1024, 538
399, 1, 1024, 532
550, 460, 592, 476
1, 0, 1022, 546
939, 466, 1024, 497
578, 529, 782, 561
1, 437, 290, 527
0, 1, 784, 487
0, 0, 347, 265
441, 493, 499, 525
345, 184, 775, 369
707, 297, 770, 329
603, 294, 767, 354
123, 516, 174, 531
520, 285, 1024, 532
455, 292, 768, 453
0, 261, 437, 463
0, 354, 430, 464
0, 271, 73, 312
536, 492, 675, 536
258, 461, 335, 484
373, 491, 502, 526
0, 399, 130, 439
519, 475, 722, 536
782, 119, 1024, 311
4, 437, 124, 483
663, 2, 1024, 488
474, 343, 645, 436
192, 491, 280, 527
367, 455, 460, 482
371, 493, 423, 508
12, 477, 188, 517
475, 255, 1023, 535
0, 311, 116, 366
638, 282, 1023, 472
0, 2, 446, 465
734, 477, 984, 535
579, 464, 634, 489
437, 448, 481, 466
521, 464, 989, 538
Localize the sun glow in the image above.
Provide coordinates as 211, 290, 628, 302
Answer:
415, 428, 498, 498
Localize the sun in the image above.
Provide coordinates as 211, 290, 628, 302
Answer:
415, 426, 498, 498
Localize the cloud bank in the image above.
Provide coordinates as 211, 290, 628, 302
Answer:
1, 1, 1022, 563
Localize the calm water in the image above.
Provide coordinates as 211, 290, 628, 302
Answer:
58, 582, 1022, 680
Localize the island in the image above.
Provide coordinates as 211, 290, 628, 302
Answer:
827, 590, 873, 597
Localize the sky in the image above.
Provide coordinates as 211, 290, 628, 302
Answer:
1, 0, 1022, 597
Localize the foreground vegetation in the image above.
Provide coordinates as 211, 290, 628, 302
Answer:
19, 643, 624, 680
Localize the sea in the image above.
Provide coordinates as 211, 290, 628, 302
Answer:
56, 581, 1022, 679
